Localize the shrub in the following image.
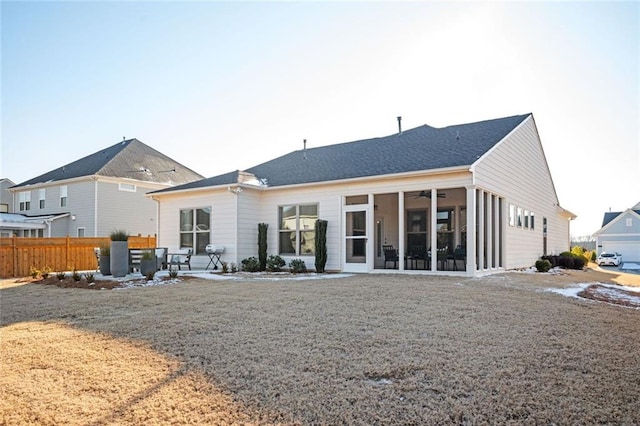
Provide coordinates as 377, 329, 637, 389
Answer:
230, 263, 238, 273
85, 272, 95, 283
289, 259, 307, 273
169, 268, 179, 278
241, 257, 261, 272
258, 223, 268, 271
266, 255, 286, 272
535, 259, 552, 273
110, 229, 129, 241
30, 267, 40, 279
221, 261, 229, 273
315, 219, 328, 273
41, 266, 51, 279
56, 271, 66, 280
141, 250, 154, 260
145, 270, 155, 280
543, 254, 585, 270
570, 246, 584, 257
72, 269, 82, 282
100, 244, 110, 256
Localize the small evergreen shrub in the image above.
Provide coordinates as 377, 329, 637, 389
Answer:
85, 272, 95, 283
169, 268, 179, 278
241, 257, 261, 272
289, 259, 307, 273
56, 271, 66, 280
230, 263, 238, 273
535, 259, 552, 273
266, 255, 285, 272
72, 269, 82, 282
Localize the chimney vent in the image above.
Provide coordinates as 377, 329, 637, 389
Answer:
397, 116, 402, 134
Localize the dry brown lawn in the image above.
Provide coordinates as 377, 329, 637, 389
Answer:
1, 266, 639, 425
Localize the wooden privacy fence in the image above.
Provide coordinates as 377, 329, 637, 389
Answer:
0, 235, 156, 278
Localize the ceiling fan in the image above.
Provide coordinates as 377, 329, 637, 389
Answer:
414, 190, 446, 199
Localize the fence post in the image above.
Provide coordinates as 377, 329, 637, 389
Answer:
65, 235, 70, 270
12, 235, 17, 277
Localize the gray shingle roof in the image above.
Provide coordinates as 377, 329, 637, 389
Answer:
12, 139, 203, 187
152, 114, 531, 194
602, 210, 640, 227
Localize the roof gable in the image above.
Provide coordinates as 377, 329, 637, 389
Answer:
12, 139, 203, 188
157, 113, 530, 194
594, 208, 640, 236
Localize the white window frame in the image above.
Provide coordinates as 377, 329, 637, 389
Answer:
119, 183, 136, 192
508, 204, 516, 227
278, 203, 318, 256
39, 188, 46, 209
60, 186, 68, 207
626, 218, 633, 227
19, 191, 31, 211
179, 207, 211, 254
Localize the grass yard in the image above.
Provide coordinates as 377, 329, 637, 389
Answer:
1, 268, 639, 425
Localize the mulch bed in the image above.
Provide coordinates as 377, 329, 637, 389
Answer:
27, 275, 197, 290
578, 284, 640, 308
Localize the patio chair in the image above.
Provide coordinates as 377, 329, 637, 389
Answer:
452, 245, 466, 271
383, 245, 399, 269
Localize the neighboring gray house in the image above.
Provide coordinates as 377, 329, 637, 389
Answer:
1, 178, 15, 213
5, 139, 203, 238
150, 113, 575, 275
593, 202, 640, 263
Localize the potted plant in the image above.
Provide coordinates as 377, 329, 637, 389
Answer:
109, 229, 129, 278
140, 250, 157, 276
99, 244, 111, 275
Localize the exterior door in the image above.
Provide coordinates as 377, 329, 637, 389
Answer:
343, 207, 369, 272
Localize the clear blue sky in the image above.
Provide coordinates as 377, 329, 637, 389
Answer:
2, 1, 638, 238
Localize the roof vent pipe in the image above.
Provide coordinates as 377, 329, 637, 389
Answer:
397, 116, 402, 134
303, 139, 307, 160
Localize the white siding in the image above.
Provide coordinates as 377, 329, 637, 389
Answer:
96, 180, 159, 237
237, 189, 262, 263
474, 116, 571, 268
155, 189, 237, 269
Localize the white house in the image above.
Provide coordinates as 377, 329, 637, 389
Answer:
5, 139, 203, 238
593, 202, 640, 263
149, 113, 575, 276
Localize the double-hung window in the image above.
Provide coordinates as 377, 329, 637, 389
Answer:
39, 189, 46, 209
179, 207, 211, 254
279, 204, 318, 255
60, 186, 67, 207
19, 192, 31, 211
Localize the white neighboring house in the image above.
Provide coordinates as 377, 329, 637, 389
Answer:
4, 139, 203, 238
593, 202, 640, 264
149, 113, 575, 276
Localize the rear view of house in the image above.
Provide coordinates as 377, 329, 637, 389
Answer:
150, 113, 575, 276
5, 139, 203, 238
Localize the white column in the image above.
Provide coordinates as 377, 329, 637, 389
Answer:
486, 192, 493, 270
477, 189, 485, 271
465, 185, 476, 275
368, 193, 375, 272
398, 191, 405, 271
494, 195, 501, 268
430, 188, 438, 272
